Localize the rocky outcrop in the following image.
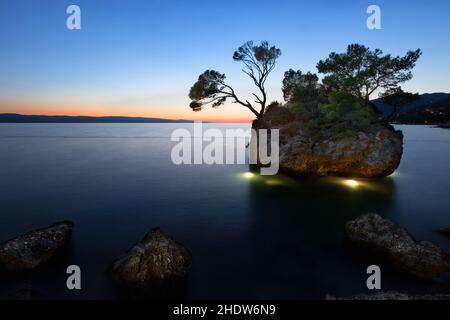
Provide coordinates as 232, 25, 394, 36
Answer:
345, 213, 450, 279
0, 221, 74, 272
274, 122, 403, 178
327, 291, 450, 300
111, 228, 191, 286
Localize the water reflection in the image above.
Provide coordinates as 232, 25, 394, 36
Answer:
243, 170, 399, 236
237, 170, 400, 298
1, 124, 449, 299
240, 169, 450, 298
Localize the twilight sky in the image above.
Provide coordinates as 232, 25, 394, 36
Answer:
1, 0, 449, 122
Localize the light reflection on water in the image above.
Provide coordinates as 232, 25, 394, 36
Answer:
0, 124, 449, 299
238, 170, 397, 194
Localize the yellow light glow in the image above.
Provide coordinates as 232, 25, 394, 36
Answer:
343, 179, 360, 188
242, 172, 255, 179
265, 179, 282, 186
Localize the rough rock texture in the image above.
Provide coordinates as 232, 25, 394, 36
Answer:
327, 291, 450, 300
345, 213, 450, 279
278, 123, 403, 178
254, 112, 403, 177
0, 221, 74, 272
111, 228, 191, 286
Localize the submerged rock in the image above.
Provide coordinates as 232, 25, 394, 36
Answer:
256, 113, 403, 177
345, 213, 450, 279
0, 221, 74, 272
327, 291, 450, 300
111, 228, 191, 294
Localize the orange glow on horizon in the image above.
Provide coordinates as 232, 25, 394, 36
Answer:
0, 102, 254, 123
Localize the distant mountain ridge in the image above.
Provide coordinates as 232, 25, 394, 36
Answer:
0, 114, 193, 123
371, 92, 450, 124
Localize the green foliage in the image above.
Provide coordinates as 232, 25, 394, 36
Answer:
282, 69, 326, 121
308, 91, 378, 137
282, 71, 377, 135
380, 87, 420, 107
279, 44, 422, 138
264, 101, 293, 126
316, 44, 422, 104
282, 69, 319, 101
189, 70, 228, 111
233, 41, 281, 69
189, 41, 281, 117
188, 42, 421, 132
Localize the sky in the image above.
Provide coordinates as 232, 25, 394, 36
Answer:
1, 0, 449, 122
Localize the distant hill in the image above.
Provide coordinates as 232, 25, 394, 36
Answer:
371, 92, 450, 124
0, 114, 193, 123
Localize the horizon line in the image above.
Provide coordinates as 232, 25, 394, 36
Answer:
0, 112, 253, 123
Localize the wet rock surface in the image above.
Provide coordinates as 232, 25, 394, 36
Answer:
111, 228, 191, 298
345, 213, 450, 279
277, 123, 403, 178
0, 221, 74, 272
257, 110, 403, 178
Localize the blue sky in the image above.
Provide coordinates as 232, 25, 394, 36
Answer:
0, 0, 449, 121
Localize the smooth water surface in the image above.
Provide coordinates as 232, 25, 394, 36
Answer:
0, 123, 449, 299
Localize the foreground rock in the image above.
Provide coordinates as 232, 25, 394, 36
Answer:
111, 228, 191, 297
257, 111, 403, 177
327, 291, 450, 300
0, 221, 74, 272
345, 213, 450, 279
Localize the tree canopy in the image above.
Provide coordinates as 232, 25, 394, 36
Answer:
189, 41, 281, 119
189, 42, 422, 131
279, 44, 422, 134
316, 44, 422, 106
282, 69, 320, 102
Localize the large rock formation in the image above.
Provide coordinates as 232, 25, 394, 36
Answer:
255, 105, 403, 177
0, 221, 74, 272
112, 228, 191, 296
327, 291, 450, 300
345, 213, 450, 279
276, 122, 402, 178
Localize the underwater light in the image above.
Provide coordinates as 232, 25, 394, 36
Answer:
343, 179, 360, 188
242, 172, 255, 179
265, 179, 282, 186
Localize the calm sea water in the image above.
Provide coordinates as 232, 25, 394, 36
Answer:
0, 123, 449, 299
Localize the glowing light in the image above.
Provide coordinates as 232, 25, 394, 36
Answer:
265, 179, 282, 186
242, 172, 255, 179
343, 179, 360, 188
